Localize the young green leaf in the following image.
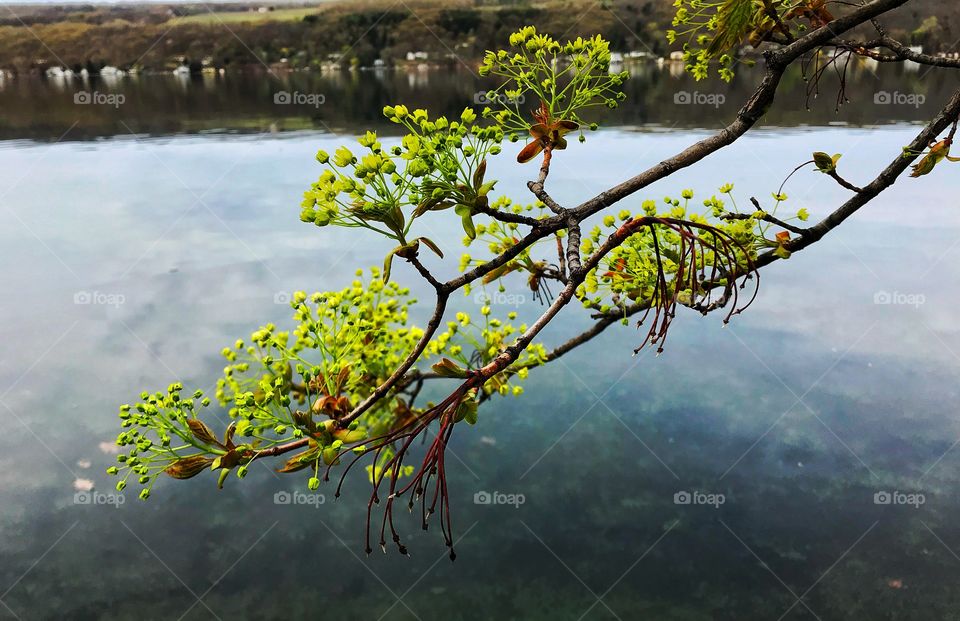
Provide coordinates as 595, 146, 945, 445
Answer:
431, 358, 469, 379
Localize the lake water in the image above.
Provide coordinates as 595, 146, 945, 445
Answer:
2, 64, 960, 620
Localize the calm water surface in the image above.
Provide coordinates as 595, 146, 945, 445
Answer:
2, 65, 960, 620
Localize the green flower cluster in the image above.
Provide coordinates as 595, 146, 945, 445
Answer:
214, 271, 423, 422
668, 0, 816, 81
478, 26, 627, 142
110, 271, 422, 496
427, 309, 546, 398
576, 187, 763, 314
110, 384, 223, 500
110, 269, 541, 497
302, 106, 504, 261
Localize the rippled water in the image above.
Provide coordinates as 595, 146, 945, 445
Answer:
2, 65, 960, 620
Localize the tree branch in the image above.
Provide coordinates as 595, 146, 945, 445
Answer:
722, 207, 810, 237
567, 0, 909, 223
847, 28, 960, 68
527, 146, 564, 214
340, 291, 450, 426
776, 86, 960, 259
472, 204, 544, 228
241, 0, 947, 488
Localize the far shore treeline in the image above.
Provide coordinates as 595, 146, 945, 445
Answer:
0, 0, 955, 75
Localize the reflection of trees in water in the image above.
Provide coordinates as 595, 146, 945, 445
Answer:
0, 63, 949, 141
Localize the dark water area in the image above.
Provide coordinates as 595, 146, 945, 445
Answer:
2, 62, 960, 619
0, 60, 950, 141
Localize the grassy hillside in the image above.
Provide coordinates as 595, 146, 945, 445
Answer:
0, 0, 954, 74
168, 7, 326, 25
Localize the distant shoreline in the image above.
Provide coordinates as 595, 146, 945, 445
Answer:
0, 1, 954, 75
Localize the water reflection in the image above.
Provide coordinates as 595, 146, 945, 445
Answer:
0, 61, 952, 141
1, 81, 960, 619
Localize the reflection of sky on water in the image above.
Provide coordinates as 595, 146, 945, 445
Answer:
2, 125, 960, 618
